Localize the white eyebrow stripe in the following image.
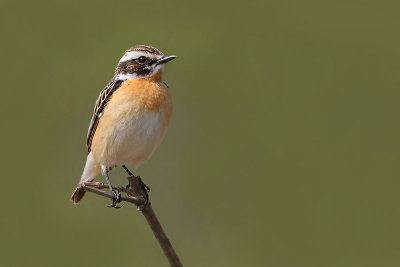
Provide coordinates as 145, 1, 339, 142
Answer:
118, 51, 155, 63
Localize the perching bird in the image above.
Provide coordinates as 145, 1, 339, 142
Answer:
70, 45, 176, 207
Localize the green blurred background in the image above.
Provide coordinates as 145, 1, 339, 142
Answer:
1, 0, 400, 266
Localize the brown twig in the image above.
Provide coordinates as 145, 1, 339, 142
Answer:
81, 176, 183, 267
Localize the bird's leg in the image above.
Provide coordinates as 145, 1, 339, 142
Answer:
122, 165, 134, 189
122, 165, 151, 192
122, 165, 133, 176
101, 165, 122, 208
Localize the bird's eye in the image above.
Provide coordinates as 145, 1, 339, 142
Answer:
137, 56, 147, 64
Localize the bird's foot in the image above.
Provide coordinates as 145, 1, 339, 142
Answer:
138, 178, 150, 207
142, 181, 151, 192
107, 190, 123, 208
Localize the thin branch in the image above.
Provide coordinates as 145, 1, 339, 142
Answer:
81, 184, 146, 205
81, 176, 183, 267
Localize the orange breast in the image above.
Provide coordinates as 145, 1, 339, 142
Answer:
90, 71, 173, 166
106, 70, 173, 117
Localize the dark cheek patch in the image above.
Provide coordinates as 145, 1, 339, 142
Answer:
136, 67, 151, 76
118, 60, 151, 77
119, 60, 137, 72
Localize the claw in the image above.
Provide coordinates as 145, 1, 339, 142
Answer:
137, 178, 150, 207
107, 190, 123, 208
143, 183, 150, 192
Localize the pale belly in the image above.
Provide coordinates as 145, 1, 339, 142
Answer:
90, 77, 173, 168
92, 109, 170, 168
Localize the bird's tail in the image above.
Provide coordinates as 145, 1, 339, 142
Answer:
70, 185, 86, 204
70, 152, 101, 205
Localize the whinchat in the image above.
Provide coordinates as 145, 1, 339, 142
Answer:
71, 45, 176, 207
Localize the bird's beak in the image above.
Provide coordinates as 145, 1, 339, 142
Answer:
156, 55, 177, 65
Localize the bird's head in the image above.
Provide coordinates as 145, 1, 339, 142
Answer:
115, 45, 176, 80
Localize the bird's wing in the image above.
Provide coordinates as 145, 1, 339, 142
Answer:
86, 79, 123, 153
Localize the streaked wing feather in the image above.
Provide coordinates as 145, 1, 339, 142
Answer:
86, 79, 123, 153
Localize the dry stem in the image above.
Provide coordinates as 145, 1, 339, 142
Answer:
81, 176, 182, 267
